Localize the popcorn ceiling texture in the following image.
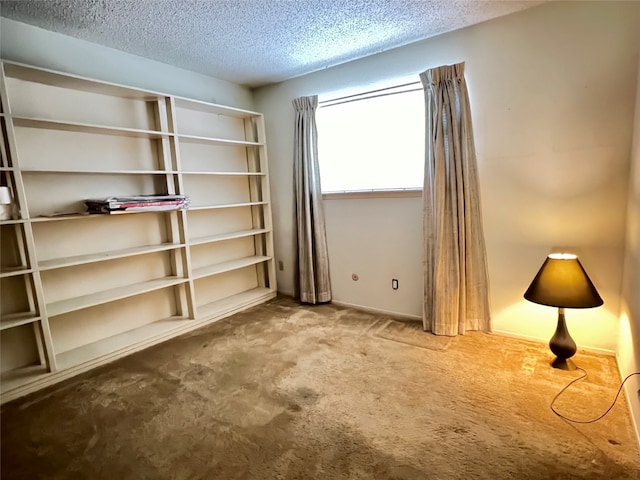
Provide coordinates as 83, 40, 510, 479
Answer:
0, 0, 542, 87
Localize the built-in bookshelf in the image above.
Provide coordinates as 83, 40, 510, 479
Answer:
0, 61, 277, 403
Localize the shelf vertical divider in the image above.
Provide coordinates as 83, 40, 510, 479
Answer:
0, 63, 57, 372
255, 114, 276, 290
248, 114, 276, 290
160, 96, 196, 319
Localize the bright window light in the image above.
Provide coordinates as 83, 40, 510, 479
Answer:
316, 87, 425, 192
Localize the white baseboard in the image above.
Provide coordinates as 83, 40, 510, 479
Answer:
327, 304, 617, 357
615, 355, 640, 451
331, 300, 421, 321
491, 329, 616, 357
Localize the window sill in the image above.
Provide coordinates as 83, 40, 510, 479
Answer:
322, 189, 422, 200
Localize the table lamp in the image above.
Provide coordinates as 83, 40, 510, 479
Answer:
524, 253, 603, 370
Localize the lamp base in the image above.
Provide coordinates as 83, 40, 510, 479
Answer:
550, 357, 576, 371
549, 308, 577, 370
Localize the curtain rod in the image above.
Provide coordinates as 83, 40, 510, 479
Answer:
319, 80, 422, 106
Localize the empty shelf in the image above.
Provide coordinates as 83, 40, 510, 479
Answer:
0, 312, 41, 331
188, 201, 266, 211
173, 96, 260, 118
177, 134, 263, 146
39, 243, 185, 270
46, 276, 188, 317
4, 61, 165, 99
55, 316, 192, 371
192, 255, 271, 279
12, 116, 171, 139
190, 228, 268, 246
0, 218, 27, 225
1, 365, 50, 396
0, 266, 33, 278
21, 168, 174, 175
179, 171, 266, 176
197, 287, 275, 320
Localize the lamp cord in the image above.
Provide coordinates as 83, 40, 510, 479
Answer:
551, 368, 640, 424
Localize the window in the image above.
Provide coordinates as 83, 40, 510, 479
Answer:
316, 84, 425, 193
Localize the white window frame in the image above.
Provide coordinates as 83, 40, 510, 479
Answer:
317, 82, 425, 199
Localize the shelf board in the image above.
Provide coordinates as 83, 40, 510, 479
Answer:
0, 312, 41, 331
55, 315, 192, 371
1, 365, 50, 395
173, 96, 261, 118
192, 255, 271, 280
30, 212, 102, 223
3, 61, 166, 100
39, 243, 185, 271
180, 171, 266, 176
197, 287, 275, 320
12, 116, 171, 139
0, 266, 33, 278
30, 209, 178, 223
177, 134, 262, 147
0, 166, 14, 171
20, 168, 174, 175
0, 218, 27, 225
190, 228, 269, 246
46, 276, 188, 317
188, 201, 266, 211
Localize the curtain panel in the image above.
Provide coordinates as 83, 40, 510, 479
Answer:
292, 95, 332, 304
420, 62, 491, 335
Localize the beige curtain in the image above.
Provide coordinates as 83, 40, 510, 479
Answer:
420, 62, 491, 335
293, 95, 332, 304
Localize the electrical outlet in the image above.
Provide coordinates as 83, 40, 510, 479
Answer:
278, 260, 284, 271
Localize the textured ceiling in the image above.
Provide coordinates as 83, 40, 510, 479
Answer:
0, 0, 544, 87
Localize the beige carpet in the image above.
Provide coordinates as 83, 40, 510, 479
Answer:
2, 296, 639, 479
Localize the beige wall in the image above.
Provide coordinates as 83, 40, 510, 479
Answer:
0, 18, 253, 110
619, 53, 640, 445
254, 1, 640, 352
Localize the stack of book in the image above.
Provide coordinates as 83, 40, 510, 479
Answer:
85, 194, 190, 214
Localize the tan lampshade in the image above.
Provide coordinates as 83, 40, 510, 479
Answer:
524, 253, 603, 308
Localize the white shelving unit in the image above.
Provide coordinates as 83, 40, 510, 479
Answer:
0, 61, 277, 403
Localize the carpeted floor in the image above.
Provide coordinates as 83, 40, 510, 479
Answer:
2, 296, 639, 479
